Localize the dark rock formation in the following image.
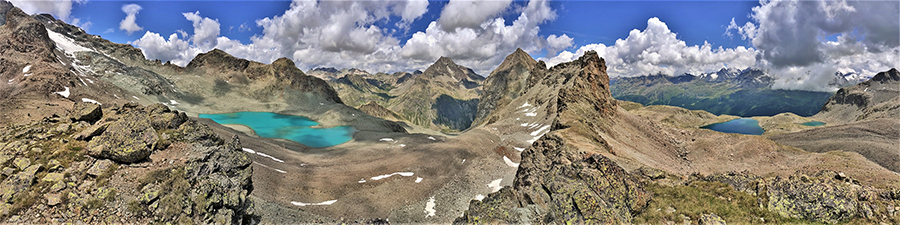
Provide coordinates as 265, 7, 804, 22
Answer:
457, 133, 649, 224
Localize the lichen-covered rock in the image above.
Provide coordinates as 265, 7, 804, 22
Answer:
704, 170, 900, 224
457, 133, 650, 224
700, 213, 726, 225
71, 102, 103, 123
87, 111, 158, 163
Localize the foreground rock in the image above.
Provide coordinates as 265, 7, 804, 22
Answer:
705, 170, 900, 224
458, 134, 650, 224
0, 103, 254, 224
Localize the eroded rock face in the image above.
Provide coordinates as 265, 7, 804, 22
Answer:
457, 133, 650, 224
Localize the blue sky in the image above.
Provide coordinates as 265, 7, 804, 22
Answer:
72, 1, 759, 54
10, 0, 899, 92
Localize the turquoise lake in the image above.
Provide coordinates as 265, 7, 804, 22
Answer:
701, 118, 765, 135
199, 112, 356, 148
799, 121, 826, 126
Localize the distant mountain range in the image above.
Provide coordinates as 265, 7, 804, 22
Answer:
609, 68, 848, 117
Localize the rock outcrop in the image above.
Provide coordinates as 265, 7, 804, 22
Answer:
0, 102, 254, 224
704, 171, 900, 224
458, 133, 649, 224
458, 51, 647, 223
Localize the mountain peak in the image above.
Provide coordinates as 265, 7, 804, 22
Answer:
186, 48, 250, 71
494, 48, 537, 73
435, 56, 455, 66
871, 68, 900, 82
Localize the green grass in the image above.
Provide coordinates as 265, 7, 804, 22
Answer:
633, 181, 818, 224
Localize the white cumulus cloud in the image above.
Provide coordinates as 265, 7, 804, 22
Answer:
437, 0, 513, 32
183, 11, 220, 50
9, 0, 85, 21
544, 17, 758, 77
727, 0, 899, 91
546, 34, 573, 57
119, 4, 143, 35
131, 0, 566, 75
131, 31, 200, 66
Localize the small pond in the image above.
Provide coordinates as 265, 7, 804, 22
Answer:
199, 111, 356, 148
701, 118, 765, 135
799, 121, 826, 126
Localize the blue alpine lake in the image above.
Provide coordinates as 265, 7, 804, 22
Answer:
701, 118, 765, 135
199, 111, 356, 148
799, 121, 826, 126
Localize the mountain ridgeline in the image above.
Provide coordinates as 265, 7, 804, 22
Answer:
322, 56, 484, 132
610, 68, 835, 117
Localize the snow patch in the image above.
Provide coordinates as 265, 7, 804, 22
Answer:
513, 147, 525, 152
424, 196, 436, 217
81, 98, 100, 105
531, 125, 551, 136
399, 144, 406, 147
503, 156, 519, 167
255, 152, 285, 163
132, 96, 139, 100
169, 100, 179, 105
370, 172, 414, 181
524, 112, 537, 117
47, 29, 94, 54
415, 177, 423, 183
358, 178, 366, 183
243, 147, 284, 163
488, 179, 502, 193
53, 87, 70, 98
23, 73, 31, 77
291, 200, 337, 206
22, 65, 30, 73
427, 136, 436, 140
517, 102, 532, 109
252, 162, 287, 174
379, 138, 394, 142
475, 194, 485, 201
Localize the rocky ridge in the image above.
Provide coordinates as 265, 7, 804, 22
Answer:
816, 68, 900, 123
0, 102, 254, 223
458, 51, 649, 224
